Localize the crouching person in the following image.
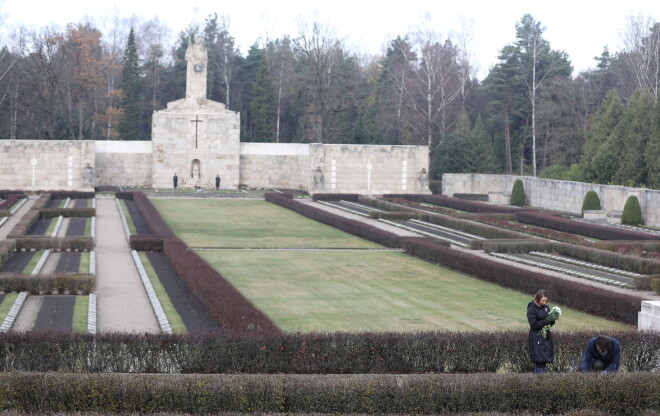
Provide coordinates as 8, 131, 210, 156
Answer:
581, 335, 621, 373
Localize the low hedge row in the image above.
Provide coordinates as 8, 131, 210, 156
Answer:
0, 241, 16, 270
480, 240, 660, 275
266, 193, 402, 248
47, 191, 95, 200
0, 273, 94, 294
0, 191, 26, 199
130, 235, 164, 252
132, 192, 176, 237
422, 194, 521, 214
454, 193, 489, 201
163, 238, 281, 336
311, 193, 360, 202
0, 372, 656, 415
515, 210, 660, 241
30, 194, 51, 210
0, 194, 21, 211
13, 236, 94, 252
592, 240, 660, 258
6, 211, 38, 238
38, 208, 95, 218
400, 237, 648, 324
0, 331, 656, 374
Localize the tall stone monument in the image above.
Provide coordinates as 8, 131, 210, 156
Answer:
151, 34, 240, 189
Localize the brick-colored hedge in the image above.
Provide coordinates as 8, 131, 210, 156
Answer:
400, 237, 648, 324
0, 194, 21, 210
266, 192, 401, 248
6, 210, 39, 238
515, 210, 660, 241
0, 372, 656, 414
163, 237, 281, 336
423, 194, 521, 214
129, 235, 164, 252
48, 191, 95, 200
0, 273, 94, 294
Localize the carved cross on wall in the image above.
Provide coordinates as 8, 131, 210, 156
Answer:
190, 115, 203, 148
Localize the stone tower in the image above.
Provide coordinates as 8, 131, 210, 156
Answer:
151, 34, 240, 189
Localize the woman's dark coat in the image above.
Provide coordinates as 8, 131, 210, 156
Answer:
527, 301, 554, 364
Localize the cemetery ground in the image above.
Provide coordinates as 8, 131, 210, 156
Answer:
150, 198, 627, 333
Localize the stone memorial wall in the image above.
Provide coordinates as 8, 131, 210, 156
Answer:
94, 141, 153, 188
0, 140, 95, 191
442, 173, 660, 227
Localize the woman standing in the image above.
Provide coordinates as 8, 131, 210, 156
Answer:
527, 289, 555, 374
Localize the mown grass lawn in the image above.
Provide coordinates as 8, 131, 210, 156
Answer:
198, 249, 629, 333
151, 199, 380, 249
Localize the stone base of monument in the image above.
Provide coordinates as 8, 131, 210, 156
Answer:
638, 301, 660, 331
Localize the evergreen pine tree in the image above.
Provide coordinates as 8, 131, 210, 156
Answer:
118, 28, 141, 141
250, 57, 277, 142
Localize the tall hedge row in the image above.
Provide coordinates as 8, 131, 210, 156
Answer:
163, 238, 281, 336
0, 331, 656, 374
515, 210, 660, 241
117, 191, 175, 237
265, 192, 402, 248
400, 237, 647, 324
0, 372, 656, 415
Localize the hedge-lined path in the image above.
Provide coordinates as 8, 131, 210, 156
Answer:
95, 195, 159, 333
300, 199, 660, 302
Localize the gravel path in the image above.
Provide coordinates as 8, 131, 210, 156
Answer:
95, 195, 160, 333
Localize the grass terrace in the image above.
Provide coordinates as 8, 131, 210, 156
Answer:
153, 198, 628, 333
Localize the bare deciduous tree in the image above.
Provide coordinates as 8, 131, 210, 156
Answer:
621, 14, 660, 102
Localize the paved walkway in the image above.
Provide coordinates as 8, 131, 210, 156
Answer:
94, 195, 160, 333
0, 195, 37, 241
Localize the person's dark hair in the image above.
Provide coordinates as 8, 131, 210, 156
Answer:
595, 336, 612, 351
533, 289, 549, 305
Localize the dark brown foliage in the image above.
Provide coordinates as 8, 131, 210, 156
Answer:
0, 273, 94, 293
129, 235, 164, 251
13, 236, 94, 252
311, 193, 360, 202
47, 191, 95, 200
515, 210, 660, 241
163, 238, 281, 336
423, 194, 522, 213
38, 208, 95, 218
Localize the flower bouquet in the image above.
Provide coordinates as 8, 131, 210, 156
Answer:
539, 306, 561, 338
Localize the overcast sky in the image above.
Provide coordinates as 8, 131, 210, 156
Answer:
1, 0, 658, 80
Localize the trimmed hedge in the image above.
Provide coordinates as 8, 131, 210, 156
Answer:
429, 179, 442, 194
0, 372, 656, 414
581, 190, 601, 212
6, 210, 38, 238
510, 178, 526, 206
0, 240, 16, 270
48, 191, 95, 200
38, 208, 95, 218
13, 236, 94, 252
400, 237, 648, 324
0, 331, 656, 374
163, 237, 281, 336
422, 194, 520, 214
311, 193, 360, 202
129, 235, 164, 252
0, 273, 94, 294
0, 194, 21, 211
621, 195, 643, 225
266, 192, 402, 248
454, 193, 489, 201
480, 240, 660, 275
515, 210, 660, 241
30, 194, 51, 210
120, 191, 175, 237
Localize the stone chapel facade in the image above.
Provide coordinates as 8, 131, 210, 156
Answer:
0, 37, 430, 195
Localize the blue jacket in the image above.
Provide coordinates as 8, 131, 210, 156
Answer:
581, 336, 621, 372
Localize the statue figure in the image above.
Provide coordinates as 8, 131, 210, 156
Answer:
417, 168, 429, 190
173, 173, 178, 189
185, 34, 208, 101
313, 166, 324, 189
192, 164, 200, 180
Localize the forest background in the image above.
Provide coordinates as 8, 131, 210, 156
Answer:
0, 13, 658, 188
